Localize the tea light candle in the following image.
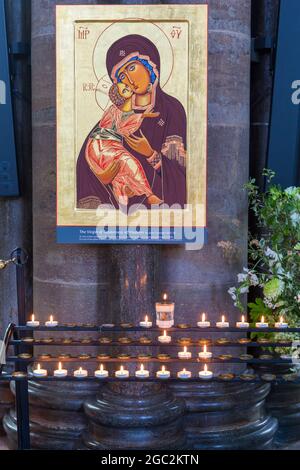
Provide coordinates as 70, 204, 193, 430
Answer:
94, 364, 109, 379
115, 365, 129, 378
256, 315, 269, 328
156, 293, 175, 328
135, 364, 150, 379
74, 367, 88, 378
139, 315, 152, 328
45, 315, 58, 327
216, 315, 229, 328
178, 346, 192, 360
54, 362, 67, 378
275, 316, 288, 328
199, 364, 213, 380
236, 315, 249, 328
33, 363, 47, 377
198, 344, 212, 359
156, 365, 170, 379
197, 313, 210, 328
177, 368, 192, 379
26, 314, 40, 327
158, 330, 171, 344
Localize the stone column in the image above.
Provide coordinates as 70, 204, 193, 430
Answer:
83, 246, 186, 450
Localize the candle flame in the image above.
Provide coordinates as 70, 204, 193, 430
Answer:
100, 364, 104, 371
261, 315, 265, 323
202, 313, 206, 322
242, 315, 245, 322
183, 368, 186, 373
50, 315, 53, 322
222, 315, 225, 323
120, 365, 124, 372
37, 363, 41, 370
280, 316, 284, 323
163, 293, 167, 301
163, 330, 167, 337
141, 364, 144, 371
184, 346, 187, 353
203, 344, 207, 353
58, 362, 62, 370
32, 314, 35, 322
162, 365, 165, 372
145, 315, 148, 322
204, 364, 208, 372
79, 367, 82, 373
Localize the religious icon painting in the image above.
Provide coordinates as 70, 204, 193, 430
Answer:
56, 4, 208, 245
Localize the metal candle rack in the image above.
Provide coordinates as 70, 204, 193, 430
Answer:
1, 322, 300, 450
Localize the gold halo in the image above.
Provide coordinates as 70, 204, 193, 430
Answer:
93, 19, 174, 111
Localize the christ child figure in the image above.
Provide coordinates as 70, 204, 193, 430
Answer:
85, 82, 162, 205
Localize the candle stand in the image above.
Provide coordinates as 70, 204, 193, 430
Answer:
1, 322, 300, 449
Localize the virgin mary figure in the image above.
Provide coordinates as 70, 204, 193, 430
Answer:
77, 34, 187, 209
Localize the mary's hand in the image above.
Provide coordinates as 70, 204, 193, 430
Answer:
97, 160, 121, 185
125, 131, 154, 158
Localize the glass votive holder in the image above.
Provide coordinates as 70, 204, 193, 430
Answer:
156, 293, 174, 329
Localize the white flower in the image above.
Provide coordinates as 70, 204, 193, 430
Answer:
249, 273, 259, 286
285, 186, 297, 195
291, 211, 300, 227
237, 273, 248, 283
265, 247, 279, 260
228, 287, 237, 300
294, 294, 300, 303
240, 286, 249, 294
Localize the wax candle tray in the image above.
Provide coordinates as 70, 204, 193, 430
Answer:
1, 321, 300, 449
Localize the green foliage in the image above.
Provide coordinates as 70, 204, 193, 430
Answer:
228, 170, 300, 342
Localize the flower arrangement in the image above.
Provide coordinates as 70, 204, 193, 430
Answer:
228, 170, 300, 341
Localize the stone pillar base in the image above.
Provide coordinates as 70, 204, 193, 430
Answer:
0, 382, 14, 436
3, 379, 99, 449
170, 382, 278, 450
266, 382, 300, 447
82, 383, 186, 450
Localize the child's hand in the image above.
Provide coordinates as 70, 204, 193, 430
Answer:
142, 112, 160, 119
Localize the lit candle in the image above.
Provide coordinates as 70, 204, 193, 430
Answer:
135, 364, 150, 379
33, 363, 47, 377
139, 315, 153, 328
115, 365, 129, 378
256, 315, 269, 328
199, 364, 213, 380
73, 367, 88, 378
158, 330, 172, 344
45, 315, 58, 327
197, 313, 210, 328
156, 365, 170, 379
275, 316, 288, 329
198, 344, 212, 359
216, 315, 229, 328
155, 293, 175, 328
236, 315, 249, 328
177, 368, 192, 379
178, 346, 192, 359
94, 364, 109, 378
26, 314, 40, 327
54, 362, 67, 378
